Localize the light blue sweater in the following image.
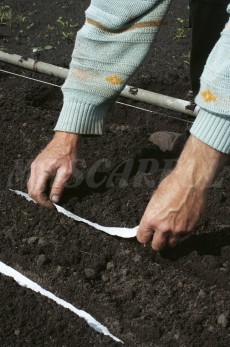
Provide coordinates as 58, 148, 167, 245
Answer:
54, 0, 230, 154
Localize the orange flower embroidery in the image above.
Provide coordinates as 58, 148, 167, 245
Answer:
106, 75, 123, 85
201, 90, 217, 102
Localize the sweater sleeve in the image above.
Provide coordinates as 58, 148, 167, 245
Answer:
190, 4, 230, 154
54, 0, 171, 135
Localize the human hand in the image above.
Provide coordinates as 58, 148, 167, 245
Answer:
137, 170, 207, 250
137, 135, 228, 250
28, 131, 80, 208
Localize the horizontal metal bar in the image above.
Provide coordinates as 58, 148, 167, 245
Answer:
0, 50, 199, 117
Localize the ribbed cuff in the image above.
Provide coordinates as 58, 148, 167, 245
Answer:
54, 98, 109, 135
190, 109, 230, 154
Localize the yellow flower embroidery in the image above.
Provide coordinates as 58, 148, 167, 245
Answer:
201, 90, 217, 102
106, 75, 123, 85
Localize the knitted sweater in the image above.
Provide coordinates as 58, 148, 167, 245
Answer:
54, 0, 230, 154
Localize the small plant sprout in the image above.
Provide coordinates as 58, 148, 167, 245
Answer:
26, 22, 34, 30
62, 31, 74, 42
0, 5, 12, 25
174, 27, 186, 39
46, 24, 54, 32
183, 51, 191, 64
16, 14, 27, 23
56, 16, 66, 26
69, 21, 79, 28
0, 43, 5, 51
176, 17, 184, 24
174, 17, 186, 40
56, 16, 79, 28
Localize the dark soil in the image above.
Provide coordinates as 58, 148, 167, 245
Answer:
0, 0, 230, 346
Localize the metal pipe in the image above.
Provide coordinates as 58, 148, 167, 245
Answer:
0, 50, 199, 117
0, 51, 68, 79
121, 85, 199, 117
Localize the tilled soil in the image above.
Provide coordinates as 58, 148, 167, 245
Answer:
0, 0, 230, 346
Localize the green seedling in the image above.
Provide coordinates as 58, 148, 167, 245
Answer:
69, 22, 79, 28
174, 27, 186, 39
176, 17, 184, 24
57, 16, 79, 28
183, 51, 191, 65
21, 210, 29, 216
16, 14, 27, 23
32, 45, 54, 52
27, 10, 37, 16
26, 22, 34, 30
56, 16, 65, 26
0, 5, 12, 25
46, 24, 54, 32
61, 0, 73, 9
62, 31, 74, 41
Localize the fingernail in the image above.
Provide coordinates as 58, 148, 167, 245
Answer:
51, 194, 60, 203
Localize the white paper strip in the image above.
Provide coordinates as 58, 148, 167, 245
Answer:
0, 260, 123, 343
10, 190, 138, 238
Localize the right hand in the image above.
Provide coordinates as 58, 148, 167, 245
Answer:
27, 131, 80, 208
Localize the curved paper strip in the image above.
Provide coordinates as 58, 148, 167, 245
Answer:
0, 261, 123, 343
10, 190, 138, 238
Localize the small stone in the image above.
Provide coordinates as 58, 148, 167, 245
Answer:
38, 238, 47, 247
217, 314, 228, 328
84, 268, 96, 280
56, 266, 62, 274
148, 131, 187, 155
208, 325, 214, 332
124, 249, 131, 255
36, 254, 50, 267
174, 333, 179, 341
177, 281, 183, 288
219, 267, 228, 273
102, 274, 109, 282
15, 329, 20, 335
106, 262, 114, 271
109, 124, 130, 133
27, 236, 38, 245
121, 268, 129, 276
133, 254, 142, 263
198, 289, 206, 298
116, 125, 130, 132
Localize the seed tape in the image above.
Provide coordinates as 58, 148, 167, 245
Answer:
2, 188, 139, 343
10, 189, 138, 238
0, 261, 123, 343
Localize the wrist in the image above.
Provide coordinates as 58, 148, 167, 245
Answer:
175, 135, 228, 188
53, 131, 81, 147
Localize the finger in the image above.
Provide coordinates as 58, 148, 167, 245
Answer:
50, 168, 71, 204
151, 230, 169, 251
168, 234, 191, 248
137, 220, 154, 244
28, 170, 54, 208
167, 236, 178, 248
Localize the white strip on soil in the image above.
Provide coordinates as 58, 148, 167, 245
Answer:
0, 260, 123, 343
10, 189, 138, 238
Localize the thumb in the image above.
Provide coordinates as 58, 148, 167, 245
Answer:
50, 168, 71, 203
137, 220, 154, 244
